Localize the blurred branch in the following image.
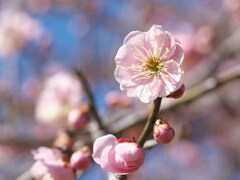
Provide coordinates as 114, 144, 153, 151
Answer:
16, 170, 34, 180
75, 69, 109, 137
189, 26, 240, 87
109, 67, 240, 134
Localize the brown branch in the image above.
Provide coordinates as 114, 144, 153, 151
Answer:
109, 69, 240, 134
137, 98, 162, 147
75, 69, 108, 133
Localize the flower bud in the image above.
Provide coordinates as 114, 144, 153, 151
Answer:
167, 84, 185, 99
70, 146, 92, 170
68, 105, 89, 130
92, 134, 144, 174
153, 119, 175, 144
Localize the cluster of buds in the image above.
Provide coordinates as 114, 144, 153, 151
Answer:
31, 145, 92, 180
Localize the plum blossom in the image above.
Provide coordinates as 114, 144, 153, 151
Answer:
35, 71, 82, 125
0, 9, 43, 58
30, 147, 75, 180
115, 25, 184, 103
92, 134, 144, 174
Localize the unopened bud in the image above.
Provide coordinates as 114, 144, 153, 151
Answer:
153, 119, 175, 144
70, 146, 92, 170
68, 105, 89, 130
167, 84, 185, 99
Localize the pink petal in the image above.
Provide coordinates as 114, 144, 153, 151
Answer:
159, 61, 184, 96
92, 134, 117, 165
115, 143, 143, 161
30, 161, 47, 180
146, 25, 166, 52
137, 77, 162, 103
164, 43, 184, 64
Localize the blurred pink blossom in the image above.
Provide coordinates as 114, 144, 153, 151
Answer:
92, 134, 144, 174
31, 147, 75, 180
115, 25, 184, 103
105, 91, 134, 108
68, 104, 90, 130
35, 71, 82, 125
70, 146, 92, 170
0, 9, 44, 58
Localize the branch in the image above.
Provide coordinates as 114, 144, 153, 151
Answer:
137, 98, 162, 147
109, 68, 240, 134
75, 69, 109, 134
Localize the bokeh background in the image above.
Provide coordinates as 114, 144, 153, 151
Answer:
0, 0, 240, 180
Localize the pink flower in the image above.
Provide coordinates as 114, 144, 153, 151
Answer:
92, 134, 144, 174
35, 71, 82, 125
70, 146, 92, 170
153, 119, 175, 144
115, 25, 184, 103
68, 104, 90, 130
0, 10, 44, 58
30, 147, 75, 180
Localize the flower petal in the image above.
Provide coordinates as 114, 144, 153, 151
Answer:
92, 134, 117, 165
159, 61, 184, 96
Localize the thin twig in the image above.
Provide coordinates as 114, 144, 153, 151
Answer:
75, 69, 108, 133
109, 69, 240, 134
137, 97, 162, 147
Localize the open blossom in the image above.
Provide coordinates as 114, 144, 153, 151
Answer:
35, 71, 82, 125
115, 25, 184, 103
0, 10, 43, 58
92, 134, 144, 174
30, 147, 75, 180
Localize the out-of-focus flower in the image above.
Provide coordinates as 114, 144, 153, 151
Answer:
35, 71, 82, 125
30, 147, 75, 180
0, 9, 43, 58
115, 25, 184, 103
105, 91, 134, 108
68, 104, 90, 130
153, 119, 175, 144
223, 0, 240, 20
70, 146, 92, 170
53, 130, 74, 149
167, 84, 185, 99
92, 134, 144, 174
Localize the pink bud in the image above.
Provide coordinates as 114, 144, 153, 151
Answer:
68, 105, 89, 130
153, 119, 175, 144
167, 84, 185, 99
70, 146, 92, 170
92, 134, 144, 174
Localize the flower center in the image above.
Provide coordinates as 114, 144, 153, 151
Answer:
143, 57, 164, 73
139, 57, 166, 78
